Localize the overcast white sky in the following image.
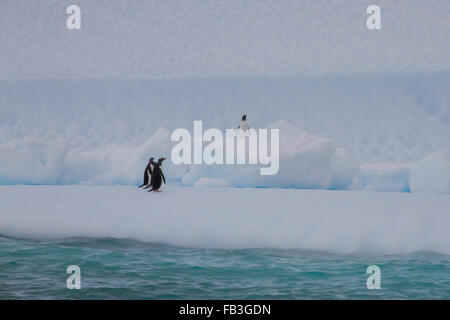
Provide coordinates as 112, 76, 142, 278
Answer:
0, 0, 449, 79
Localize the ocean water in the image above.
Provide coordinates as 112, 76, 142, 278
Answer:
1, 235, 449, 300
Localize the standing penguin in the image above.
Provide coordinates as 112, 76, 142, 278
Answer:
237, 114, 250, 137
148, 157, 167, 192
139, 157, 154, 188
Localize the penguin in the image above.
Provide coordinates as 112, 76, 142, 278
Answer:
237, 114, 250, 136
139, 157, 154, 188
148, 157, 167, 192
143, 157, 157, 189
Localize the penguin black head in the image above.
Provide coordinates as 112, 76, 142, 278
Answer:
157, 157, 167, 165
149, 157, 154, 162
242, 115, 247, 121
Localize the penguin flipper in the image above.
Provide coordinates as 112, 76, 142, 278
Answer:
161, 172, 166, 184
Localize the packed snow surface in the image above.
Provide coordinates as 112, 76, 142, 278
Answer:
1, 186, 449, 255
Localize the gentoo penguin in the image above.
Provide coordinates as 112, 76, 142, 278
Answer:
139, 157, 154, 188
148, 157, 167, 192
238, 114, 250, 136
143, 157, 157, 189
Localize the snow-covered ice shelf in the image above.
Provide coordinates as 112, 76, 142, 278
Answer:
1, 186, 449, 255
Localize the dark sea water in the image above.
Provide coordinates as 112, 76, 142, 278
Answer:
1, 235, 449, 299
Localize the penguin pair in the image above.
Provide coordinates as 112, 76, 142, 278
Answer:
139, 157, 167, 192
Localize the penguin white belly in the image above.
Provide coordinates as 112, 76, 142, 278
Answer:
238, 121, 250, 137
239, 121, 249, 131
147, 166, 153, 186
